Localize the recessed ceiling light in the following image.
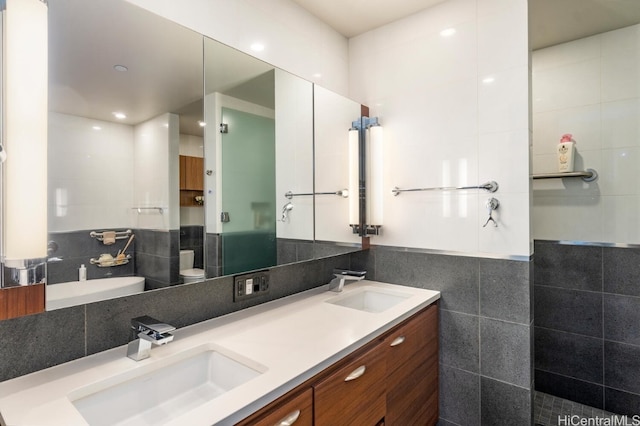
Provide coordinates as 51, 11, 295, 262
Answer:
113, 65, 128, 72
198, 120, 206, 127
250, 43, 265, 52
92, 126, 102, 131
440, 28, 456, 37
313, 73, 322, 78
112, 112, 127, 120
482, 77, 495, 84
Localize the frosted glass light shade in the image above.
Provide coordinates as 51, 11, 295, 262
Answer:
348, 129, 359, 225
367, 126, 383, 227
3, 0, 48, 262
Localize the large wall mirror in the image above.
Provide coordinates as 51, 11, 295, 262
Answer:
43, 0, 362, 312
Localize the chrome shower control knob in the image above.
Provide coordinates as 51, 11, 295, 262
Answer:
486, 197, 499, 211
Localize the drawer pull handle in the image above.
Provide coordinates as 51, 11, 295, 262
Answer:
390, 336, 406, 347
344, 365, 366, 382
276, 409, 300, 426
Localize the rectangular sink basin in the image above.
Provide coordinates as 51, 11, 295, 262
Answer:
70, 345, 266, 426
326, 287, 411, 313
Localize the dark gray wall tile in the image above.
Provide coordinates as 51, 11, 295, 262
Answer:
349, 248, 375, 279
205, 233, 221, 272
605, 387, 640, 417
179, 225, 203, 249
48, 257, 134, 284
604, 294, 640, 345
85, 275, 236, 355
535, 369, 604, 409
604, 341, 640, 395
534, 241, 602, 291
85, 254, 351, 355
535, 327, 603, 383
603, 247, 640, 297
481, 377, 532, 426
436, 419, 458, 426
47, 229, 136, 284
277, 240, 298, 265
313, 243, 359, 258
440, 310, 479, 372
480, 318, 531, 388
296, 241, 314, 261
0, 306, 85, 381
375, 249, 479, 315
134, 229, 178, 258
535, 285, 603, 338
440, 364, 480, 426
480, 258, 531, 324
135, 252, 178, 287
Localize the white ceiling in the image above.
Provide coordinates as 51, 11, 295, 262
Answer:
292, 0, 640, 50
291, 0, 447, 38
49, 0, 640, 136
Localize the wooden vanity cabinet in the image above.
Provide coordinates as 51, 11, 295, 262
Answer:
236, 387, 313, 426
313, 341, 386, 426
235, 302, 439, 426
384, 303, 439, 426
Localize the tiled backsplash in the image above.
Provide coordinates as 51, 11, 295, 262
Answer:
534, 240, 640, 415
351, 246, 533, 426
3, 247, 534, 424
132, 229, 180, 290
180, 225, 204, 269
0, 253, 352, 382
47, 230, 135, 284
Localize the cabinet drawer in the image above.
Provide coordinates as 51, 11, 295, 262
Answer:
313, 342, 386, 426
236, 388, 313, 426
383, 303, 438, 377
384, 303, 439, 426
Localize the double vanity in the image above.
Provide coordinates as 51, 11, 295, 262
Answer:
0, 281, 440, 425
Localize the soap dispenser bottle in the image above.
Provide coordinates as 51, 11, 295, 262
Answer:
557, 133, 576, 173
79, 264, 87, 281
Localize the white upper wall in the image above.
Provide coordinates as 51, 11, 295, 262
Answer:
133, 113, 180, 230
48, 113, 135, 232
124, 0, 350, 96
532, 24, 640, 244
349, 0, 531, 258
126, 0, 532, 258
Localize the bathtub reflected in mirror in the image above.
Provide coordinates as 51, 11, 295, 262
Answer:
46, 276, 145, 310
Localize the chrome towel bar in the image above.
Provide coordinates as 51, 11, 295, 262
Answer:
285, 189, 348, 199
392, 181, 498, 196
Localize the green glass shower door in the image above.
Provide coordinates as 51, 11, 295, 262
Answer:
220, 107, 276, 275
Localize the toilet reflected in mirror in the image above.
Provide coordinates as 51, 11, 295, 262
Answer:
179, 250, 205, 284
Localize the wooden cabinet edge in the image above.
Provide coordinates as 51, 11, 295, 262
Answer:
235, 301, 439, 425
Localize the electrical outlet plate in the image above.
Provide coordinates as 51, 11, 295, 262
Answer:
234, 270, 270, 302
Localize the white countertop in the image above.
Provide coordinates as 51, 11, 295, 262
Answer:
0, 280, 439, 426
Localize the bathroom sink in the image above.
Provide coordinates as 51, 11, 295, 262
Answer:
326, 287, 411, 313
70, 345, 266, 426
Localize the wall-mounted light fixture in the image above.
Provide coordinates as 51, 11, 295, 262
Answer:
349, 116, 383, 236
1, 0, 48, 286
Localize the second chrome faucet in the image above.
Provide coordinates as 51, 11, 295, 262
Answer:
327, 269, 366, 292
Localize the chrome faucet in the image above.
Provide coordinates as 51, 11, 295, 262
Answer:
328, 269, 366, 292
126, 315, 175, 361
